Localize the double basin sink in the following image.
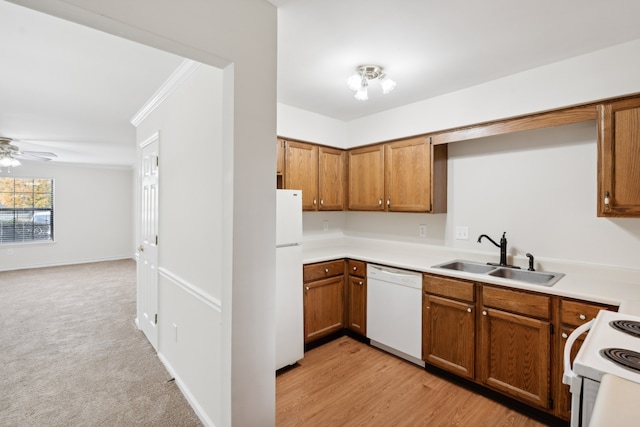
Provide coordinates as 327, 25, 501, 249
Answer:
431, 260, 564, 287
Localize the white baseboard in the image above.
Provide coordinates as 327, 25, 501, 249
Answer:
157, 351, 216, 427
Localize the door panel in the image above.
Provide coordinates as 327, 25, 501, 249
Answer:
137, 134, 159, 350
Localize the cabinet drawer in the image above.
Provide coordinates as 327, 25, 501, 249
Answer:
348, 260, 366, 278
423, 274, 474, 303
561, 299, 617, 327
482, 286, 550, 319
304, 260, 344, 282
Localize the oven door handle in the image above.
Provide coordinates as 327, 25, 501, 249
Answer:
562, 319, 594, 392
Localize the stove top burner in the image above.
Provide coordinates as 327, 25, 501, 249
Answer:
610, 320, 640, 338
601, 348, 640, 373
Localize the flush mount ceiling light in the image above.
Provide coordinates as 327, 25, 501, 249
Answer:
347, 65, 396, 101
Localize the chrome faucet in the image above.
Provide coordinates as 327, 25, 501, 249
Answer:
477, 232, 508, 266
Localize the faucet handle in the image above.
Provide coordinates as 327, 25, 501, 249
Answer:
526, 253, 535, 271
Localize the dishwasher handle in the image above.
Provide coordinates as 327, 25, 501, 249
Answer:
367, 264, 419, 278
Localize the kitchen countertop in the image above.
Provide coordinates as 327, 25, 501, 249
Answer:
303, 235, 640, 422
589, 374, 640, 426
302, 235, 640, 315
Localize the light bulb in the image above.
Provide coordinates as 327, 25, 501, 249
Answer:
0, 156, 20, 168
347, 73, 362, 91
378, 74, 396, 94
354, 85, 368, 101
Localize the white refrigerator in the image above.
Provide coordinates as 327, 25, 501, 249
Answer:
275, 189, 304, 370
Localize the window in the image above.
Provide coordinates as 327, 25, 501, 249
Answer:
0, 177, 54, 244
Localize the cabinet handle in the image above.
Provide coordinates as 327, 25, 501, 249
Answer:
378, 198, 382, 206
387, 198, 390, 208
482, 310, 487, 316
467, 307, 472, 313
305, 286, 309, 291
324, 268, 329, 273
358, 281, 363, 285
313, 198, 317, 206
320, 199, 324, 206
579, 314, 586, 321
353, 266, 357, 271
604, 191, 610, 211
562, 332, 568, 339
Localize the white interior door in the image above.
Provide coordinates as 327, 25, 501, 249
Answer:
137, 134, 159, 350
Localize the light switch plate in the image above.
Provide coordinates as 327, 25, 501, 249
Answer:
455, 226, 469, 240
419, 224, 427, 238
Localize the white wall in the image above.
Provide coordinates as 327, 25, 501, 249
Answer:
0, 162, 133, 271
341, 122, 640, 270
9, 1, 278, 426
347, 39, 640, 146
277, 103, 348, 148
293, 40, 640, 271
136, 64, 223, 425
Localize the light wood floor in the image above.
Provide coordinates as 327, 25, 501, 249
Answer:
276, 336, 551, 427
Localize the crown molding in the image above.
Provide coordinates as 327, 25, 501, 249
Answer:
130, 59, 201, 127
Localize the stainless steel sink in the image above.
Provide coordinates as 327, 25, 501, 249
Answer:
433, 260, 496, 274
431, 259, 564, 287
487, 267, 564, 287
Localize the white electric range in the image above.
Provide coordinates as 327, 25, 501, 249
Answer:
563, 310, 640, 427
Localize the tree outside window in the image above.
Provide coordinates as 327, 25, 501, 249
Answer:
0, 177, 54, 243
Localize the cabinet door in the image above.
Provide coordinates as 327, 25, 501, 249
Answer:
385, 136, 431, 212
479, 308, 551, 409
557, 326, 587, 420
423, 294, 474, 379
598, 98, 640, 216
276, 139, 285, 189
276, 138, 285, 176
348, 145, 385, 211
284, 140, 318, 211
318, 146, 346, 211
347, 276, 366, 335
303, 275, 344, 343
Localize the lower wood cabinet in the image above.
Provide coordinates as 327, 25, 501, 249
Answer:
303, 260, 345, 343
347, 260, 367, 336
422, 274, 475, 379
555, 299, 617, 420
479, 286, 552, 410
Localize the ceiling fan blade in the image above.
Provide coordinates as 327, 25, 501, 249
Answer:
21, 150, 58, 158
15, 153, 55, 161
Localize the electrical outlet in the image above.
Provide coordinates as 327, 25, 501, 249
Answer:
323, 220, 329, 232
419, 224, 427, 238
455, 226, 469, 240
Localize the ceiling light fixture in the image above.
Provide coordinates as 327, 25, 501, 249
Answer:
0, 154, 21, 168
347, 65, 396, 101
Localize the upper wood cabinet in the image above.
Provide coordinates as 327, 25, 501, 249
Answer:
386, 136, 447, 213
348, 136, 447, 213
598, 97, 640, 217
318, 146, 347, 211
284, 139, 318, 210
280, 138, 345, 211
347, 145, 385, 210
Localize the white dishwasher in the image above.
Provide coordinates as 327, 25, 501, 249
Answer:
367, 264, 424, 366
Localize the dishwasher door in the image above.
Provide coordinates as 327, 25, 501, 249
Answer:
367, 264, 423, 365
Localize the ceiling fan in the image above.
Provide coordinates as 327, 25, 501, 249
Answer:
0, 137, 57, 167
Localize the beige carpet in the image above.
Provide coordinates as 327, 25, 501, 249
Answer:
0, 259, 202, 426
